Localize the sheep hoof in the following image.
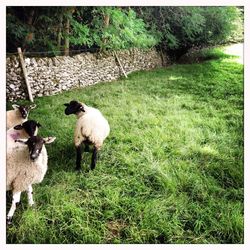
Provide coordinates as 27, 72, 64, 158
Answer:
29, 202, 35, 207
90, 165, 96, 170
6, 216, 12, 225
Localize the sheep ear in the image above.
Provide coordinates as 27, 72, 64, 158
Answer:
14, 124, 23, 130
80, 106, 85, 112
15, 139, 28, 144
29, 104, 37, 110
12, 104, 19, 110
37, 122, 42, 128
43, 137, 56, 144
64, 103, 69, 107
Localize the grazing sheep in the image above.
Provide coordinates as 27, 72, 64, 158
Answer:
7, 120, 41, 152
64, 100, 110, 171
6, 135, 56, 224
7, 104, 36, 129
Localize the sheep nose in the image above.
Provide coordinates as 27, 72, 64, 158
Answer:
30, 154, 37, 161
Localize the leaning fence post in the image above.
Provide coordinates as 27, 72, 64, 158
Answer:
17, 47, 34, 102
114, 51, 127, 78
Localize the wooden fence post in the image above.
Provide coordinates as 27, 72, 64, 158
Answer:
114, 51, 127, 78
17, 47, 34, 102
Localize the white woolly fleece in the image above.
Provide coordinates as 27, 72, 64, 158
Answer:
74, 103, 110, 149
6, 145, 48, 193
7, 126, 38, 153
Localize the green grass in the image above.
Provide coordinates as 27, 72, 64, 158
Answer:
6, 46, 243, 244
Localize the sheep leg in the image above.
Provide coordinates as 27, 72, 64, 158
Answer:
90, 147, 98, 170
7, 191, 21, 224
84, 143, 90, 152
27, 185, 34, 206
76, 146, 82, 171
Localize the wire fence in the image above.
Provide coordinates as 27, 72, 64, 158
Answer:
6, 47, 99, 57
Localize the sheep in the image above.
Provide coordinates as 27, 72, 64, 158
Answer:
64, 100, 110, 171
7, 104, 36, 129
6, 135, 56, 224
7, 120, 41, 152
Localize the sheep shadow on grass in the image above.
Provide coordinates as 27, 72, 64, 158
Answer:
47, 142, 96, 174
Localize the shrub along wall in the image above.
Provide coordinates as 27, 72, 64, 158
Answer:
6, 48, 166, 102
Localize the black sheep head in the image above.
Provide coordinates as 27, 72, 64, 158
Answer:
15, 136, 56, 161
14, 120, 41, 137
12, 104, 36, 119
64, 100, 85, 115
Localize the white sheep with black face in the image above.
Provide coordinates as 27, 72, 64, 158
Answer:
7, 104, 36, 129
7, 120, 41, 152
6, 135, 56, 224
64, 100, 110, 171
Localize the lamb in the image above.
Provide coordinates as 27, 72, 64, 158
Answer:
6, 135, 56, 224
64, 100, 110, 171
7, 120, 41, 152
7, 104, 36, 129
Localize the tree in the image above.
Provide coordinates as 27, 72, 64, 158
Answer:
91, 7, 158, 51
134, 6, 243, 59
6, 6, 243, 59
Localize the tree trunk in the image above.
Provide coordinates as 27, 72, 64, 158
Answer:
57, 14, 63, 53
102, 13, 110, 50
27, 8, 35, 25
23, 8, 35, 51
64, 17, 70, 56
104, 14, 110, 27
64, 7, 75, 56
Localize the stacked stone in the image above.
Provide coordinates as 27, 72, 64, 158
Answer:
6, 48, 165, 102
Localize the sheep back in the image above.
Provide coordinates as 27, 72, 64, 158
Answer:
74, 106, 110, 148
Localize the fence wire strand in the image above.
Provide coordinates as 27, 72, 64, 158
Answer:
6, 48, 99, 56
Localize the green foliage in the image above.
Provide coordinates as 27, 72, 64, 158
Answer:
199, 7, 243, 44
137, 6, 243, 58
92, 7, 159, 50
6, 10, 31, 49
68, 19, 93, 47
6, 6, 243, 58
6, 7, 158, 55
7, 7, 66, 55
136, 7, 205, 50
7, 46, 243, 243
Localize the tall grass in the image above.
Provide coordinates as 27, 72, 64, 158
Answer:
6, 47, 243, 243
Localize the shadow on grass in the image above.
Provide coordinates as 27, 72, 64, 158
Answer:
48, 141, 99, 174
178, 47, 240, 64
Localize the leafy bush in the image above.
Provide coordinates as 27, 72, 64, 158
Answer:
91, 7, 159, 50
198, 7, 243, 45
68, 19, 93, 48
136, 6, 243, 59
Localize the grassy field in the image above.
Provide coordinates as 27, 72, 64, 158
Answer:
6, 46, 243, 244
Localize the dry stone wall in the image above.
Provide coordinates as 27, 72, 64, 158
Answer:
6, 48, 165, 102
